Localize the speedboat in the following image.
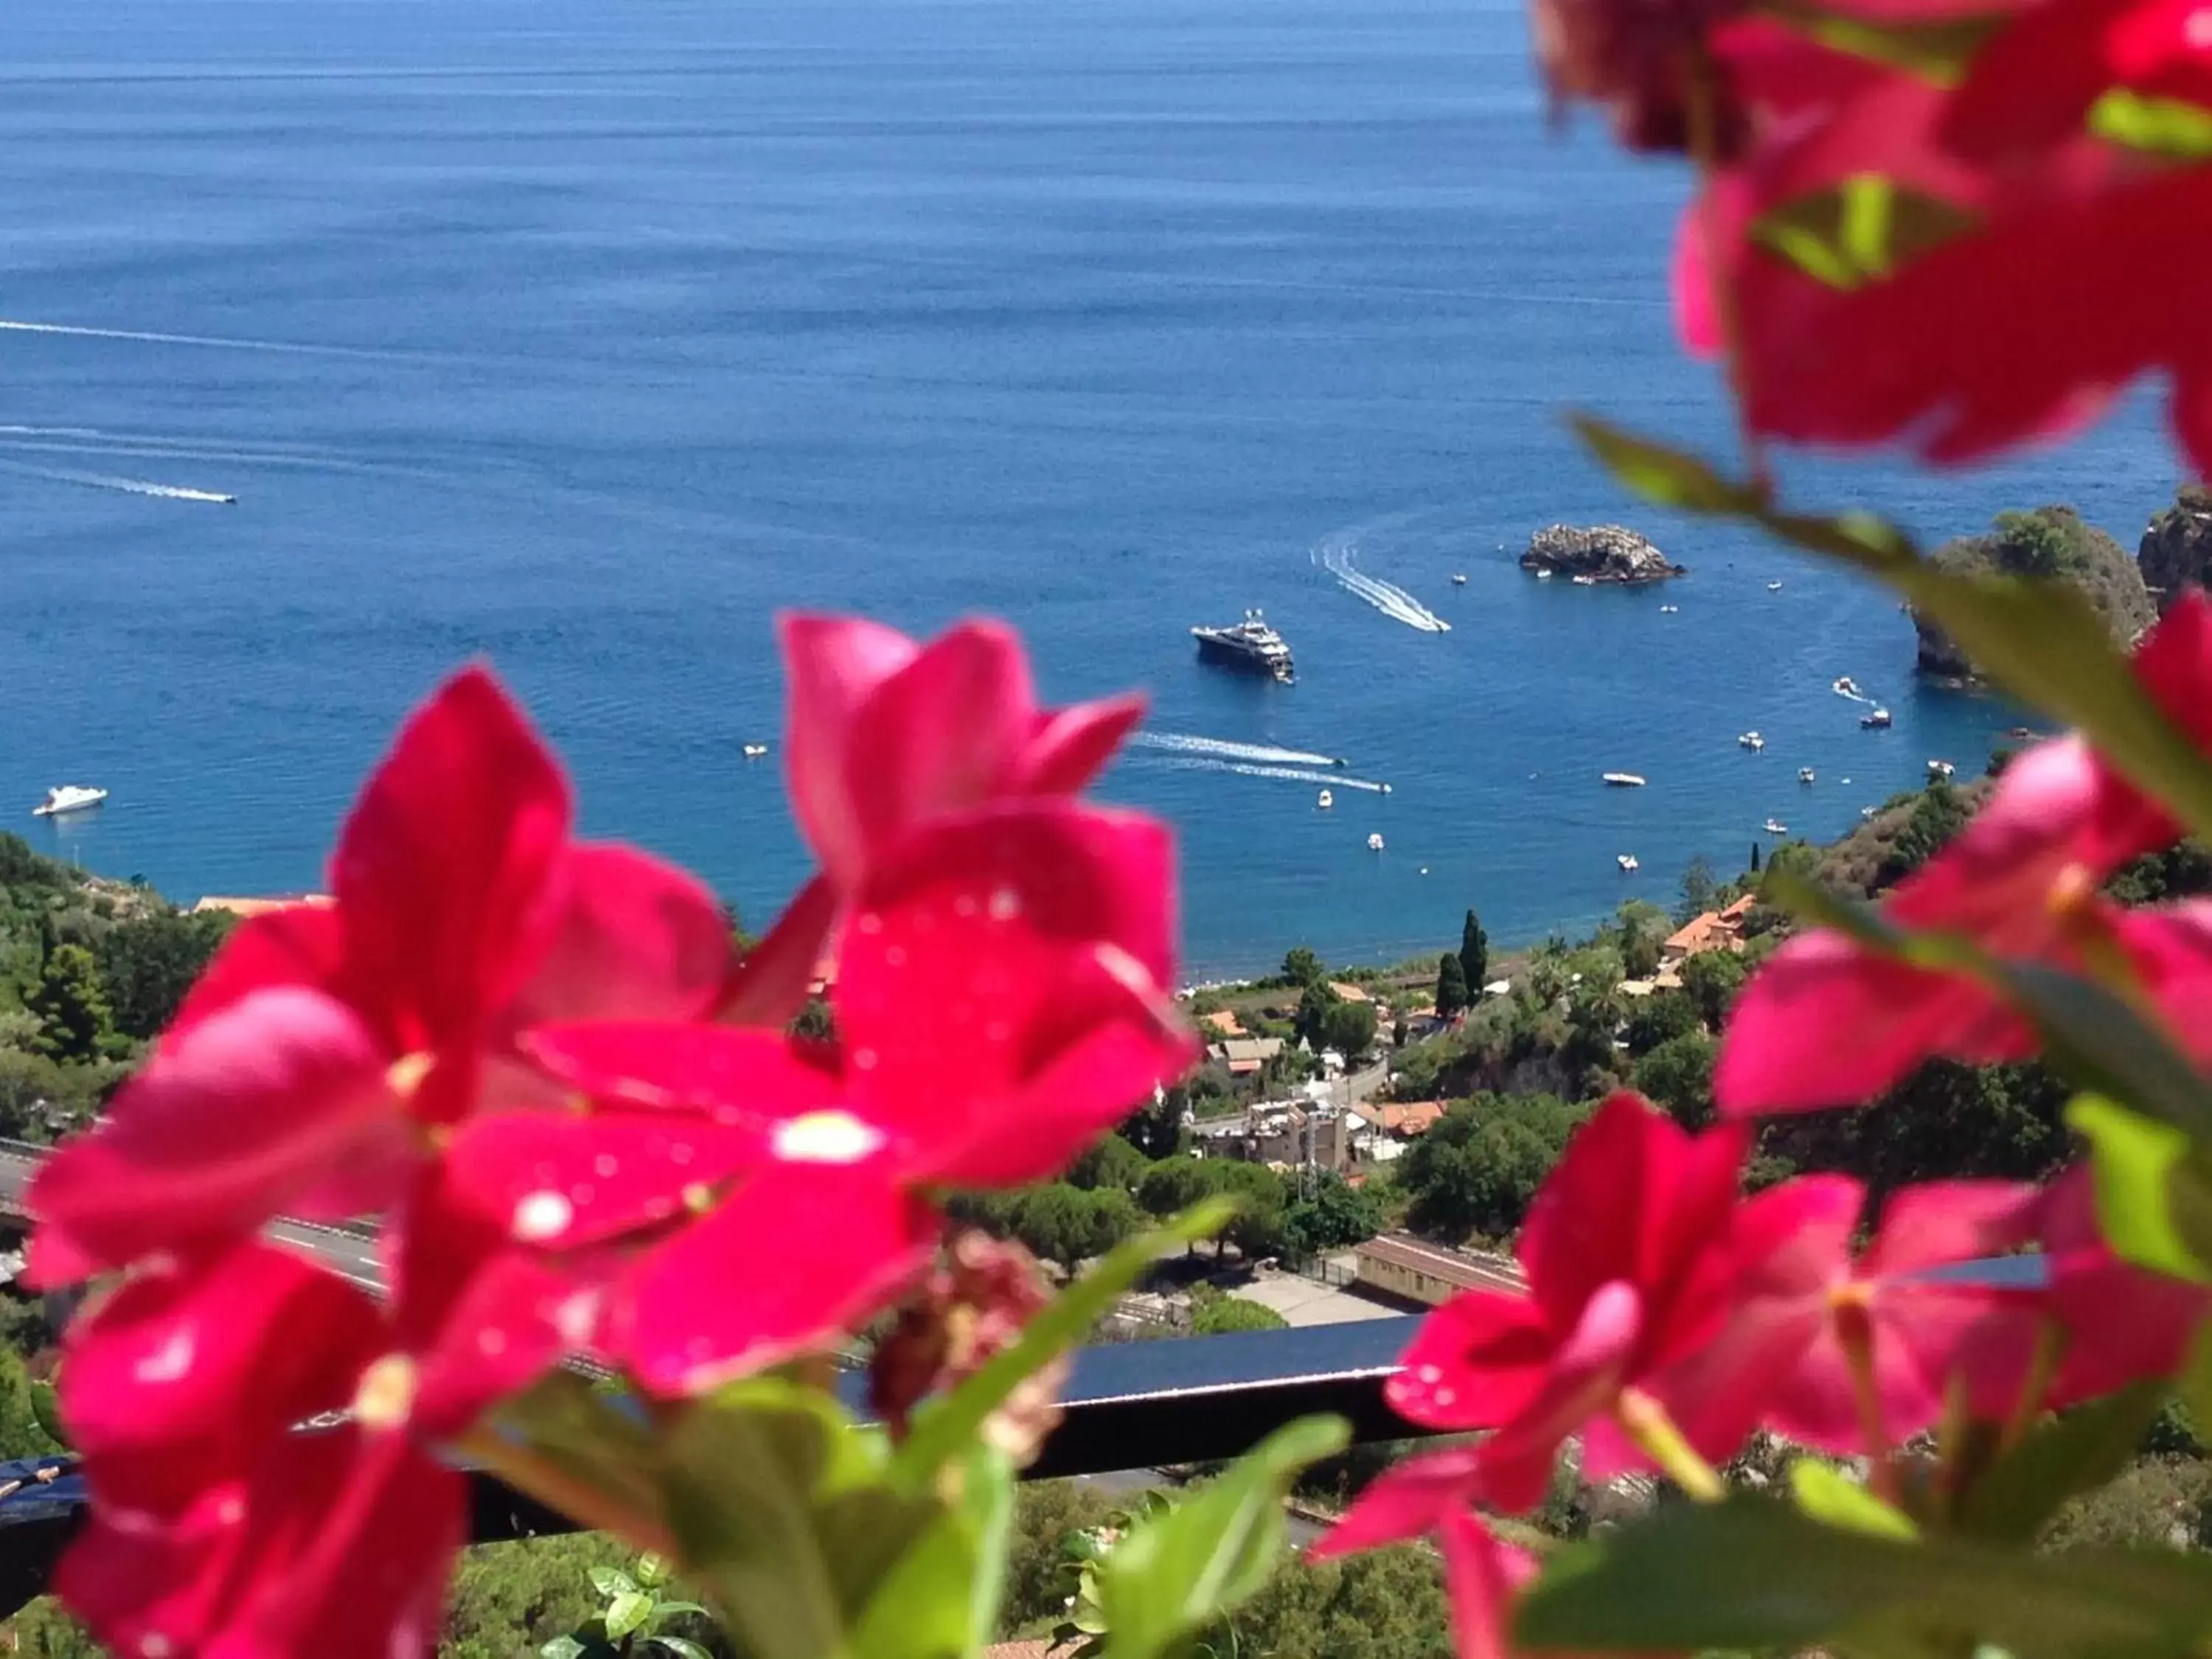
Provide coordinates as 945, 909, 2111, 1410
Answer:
1316, 788, 1334, 810
1366, 832, 1385, 852
1928, 759, 1956, 779
1617, 854, 1639, 872
1739, 731, 1764, 751
1861, 806, 1879, 819
1659, 604, 1679, 613
1798, 767, 1816, 784
1571, 574, 1599, 587
1763, 818, 1790, 835
1832, 676, 1861, 698
1602, 772, 1646, 787
1860, 707, 1893, 728
32, 785, 106, 817
1767, 580, 1784, 592
1450, 572, 1468, 586
1535, 568, 1554, 580
741, 742, 769, 759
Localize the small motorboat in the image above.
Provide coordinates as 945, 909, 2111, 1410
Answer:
1767, 580, 1784, 592
1861, 806, 1879, 819
33, 785, 106, 817
1928, 759, 1956, 779
1535, 568, 1554, 580
742, 742, 770, 759
1602, 772, 1646, 787
1798, 767, 1816, 784
1659, 604, 1680, 614
1617, 854, 1639, 872
1571, 574, 1599, 586
1832, 675, 1862, 698
1380, 782, 1393, 794
1450, 572, 1468, 586
1739, 731, 1765, 751
1366, 832, 1385, 852
1316, 788, 1334, 810
1763, 818, 1790, 835
1860, 707, 1893, 729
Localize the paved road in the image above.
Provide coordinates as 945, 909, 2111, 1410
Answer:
0, 1141, 388, 1291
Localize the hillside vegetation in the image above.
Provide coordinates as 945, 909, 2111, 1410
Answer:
1916, 506, 2154, 678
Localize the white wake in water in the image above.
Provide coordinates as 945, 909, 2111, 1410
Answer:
1312, 534, 1450, 632
1833, 684, 1877, 706
1145, 756, 1391, 793
0, 318, 424, 363
1133, 731, 1345, 768
0, 458, 234, 504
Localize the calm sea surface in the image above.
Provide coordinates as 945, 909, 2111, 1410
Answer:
0, 0, 2183, 979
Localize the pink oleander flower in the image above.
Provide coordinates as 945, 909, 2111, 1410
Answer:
1309, 1448, 1537, 1659
726, 615, 1144, 1023
1716, 594, 2212, 1116
458, 800, 1198, 1393
1657, 1176, 2041, 1455
55, 1220, 571, 1659
1379, 1093, 1749, 1511
27, 667, 728, 1284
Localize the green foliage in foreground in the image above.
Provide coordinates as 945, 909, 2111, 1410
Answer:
1398, 1092, 1589, 1243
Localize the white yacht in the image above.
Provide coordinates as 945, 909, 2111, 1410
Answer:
1767, 580, 1784, 592
1928, 759, 1956, 779
1861, 706, 1893, 729
1798, 767, 1816, 784
1366, 832, 1385, 852
33, 785, 106, 817
1659, 603, 1680, 614
1617, 853, 1639, 872
1602, 772, 1646, 787
1316, 788, 1334, 810
742, 742, 770, 759
1450, 572, 1468, 586
1739, 731, 1765, 751
1192, 611, 1294, 683
1763, 818, 1790, 835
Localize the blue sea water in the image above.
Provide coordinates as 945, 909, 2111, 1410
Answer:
0, 0, 2185, 980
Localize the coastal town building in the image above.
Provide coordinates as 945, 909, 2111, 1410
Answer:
1351, 1099, 1444, 1139
190, 893, 334, 919
1660, 894, 1757, 965
1211, 1034, 1284, 1077
1192, 1100, 1350, 1172
1352, 1232, 1526, 1309
1197, 1009, 1246, 1039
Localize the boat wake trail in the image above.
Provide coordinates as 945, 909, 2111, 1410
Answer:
0, 458, 234, 504
0, 318, 425, 363
1832, 684, 1877, 705
1133, 731, 1345, 768
1312, 533, 1450, 632
1144, 757, 1391, 793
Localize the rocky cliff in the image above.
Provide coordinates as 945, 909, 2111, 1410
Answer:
1915, 506, 2154, 680
2138, 484, 2212, 613
1520, 524, 1685, 583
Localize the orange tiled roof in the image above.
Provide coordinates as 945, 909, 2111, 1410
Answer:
1356, 1099, 1445, 1136
1199, 1009, 1245, 1036
1326, 981, 1372, 1002
190, 894, 334, 919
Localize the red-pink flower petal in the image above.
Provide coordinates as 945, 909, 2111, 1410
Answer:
1307, 1444, 1491, 1559
1011, 694, 1147, 796
606, 1163, 937, 1394
168, 904, 349, 1040
1385, 1291, 1557, 1431
1438, 1511, 1540, 1659
719, 873, 840, 1028
780, 613, 924, 887
62, 1245, 382, 1516
29, 987, 408, 1282
1476, 1279, 1642, 1512
523, 1020, 847, 1125
60, 1428, 463, 1659
506, 843, 729, 1029
2034, 1164, 2212, 1405
330, 665, 571, 1052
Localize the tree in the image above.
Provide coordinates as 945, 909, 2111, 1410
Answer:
1750, 840, 1761, 872
1281, 947, 1324, 987
1676, 855, 1719, 925
1189, 1293, 1289, 1335
1614, 900, 1669, 981
1318, 998, 1378, 1060
1006, 1184, 1139, 1274
1137, 1158, 1221, 1222
1634, 1030, 1717, 1129
1294, 981, 1337, 1048
1397, 1093, 1588, 1242
1622, 987, 1700, 1057
1458, 908, 1489, 993
1434, 952, 1470, 1020
1680, 947, 1750, 1027
1879, 779, 1970, 886
1117, 1086, 1186, 1158
26, 945, 114, 1064
1068, 1131, 1150, 1193
91, 908, 232, 1041
1283, 1172, 1385, 1255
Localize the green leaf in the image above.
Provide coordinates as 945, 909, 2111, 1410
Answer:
1569, 415, 1762, 513
588, 1567, 640, 1601
644, 1640, 714, 1659
490, 1371, 671, 1537
956, 1445, 1018, 1657
2177, 1315, 2212, 1443
1767, 874, 2212, 1142
2090, 90, 2212, 159
648, 1603, 710, 1623
1516, 1493, 2212, 1658
633, 1555, 671, 1591
1756, 0, 2006, 81
891, 1198, 1237, 1485
1789, 1459, 1917, 1540
1091, 1416, 1350, 1659
1752, 175, 1977, 289
1955, 1379, 2171, 1543
27, 1380, 66, 1451
540, 1638, 588, 1659
2068, 1096, 2212, 1282
605, 1593, 654, 1642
